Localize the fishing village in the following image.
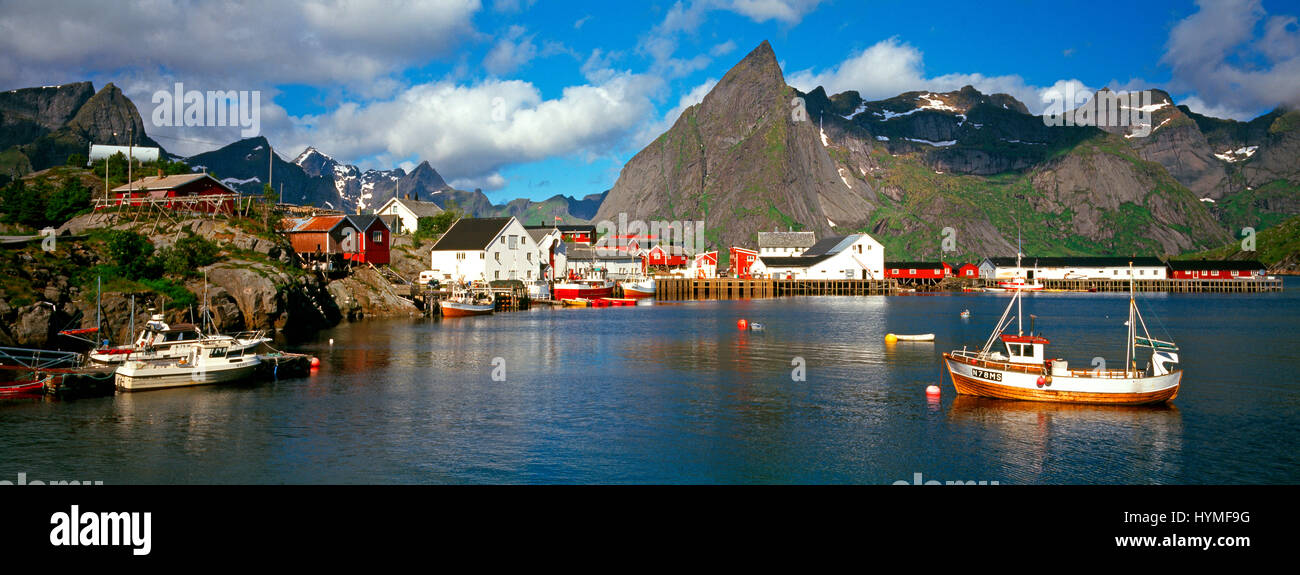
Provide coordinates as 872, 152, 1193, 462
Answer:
0, 161, 1285, 404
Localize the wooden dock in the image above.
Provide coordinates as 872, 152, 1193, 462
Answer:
1021, 278, 1284, 293
657, 276, 1284, 300
657, 278, 898, 300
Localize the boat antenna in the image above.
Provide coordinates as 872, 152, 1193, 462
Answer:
128, 294, 135, 344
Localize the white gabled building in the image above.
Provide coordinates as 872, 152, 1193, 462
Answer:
428, 217, 542, 283
375, 196, 444, 234
525, 227, 568, 281
979, 256, 1168, 280
750, 234, 885, 279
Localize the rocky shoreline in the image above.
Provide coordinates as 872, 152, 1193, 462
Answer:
0, 212, 420, 350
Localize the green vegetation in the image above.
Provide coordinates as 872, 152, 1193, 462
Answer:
0, 176, 93, 229
413, 200, 466, 245
1180, 214, 1300, 268
1268, 111, 1300, 135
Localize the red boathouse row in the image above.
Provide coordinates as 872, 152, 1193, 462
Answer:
1166, 260, 1265, 279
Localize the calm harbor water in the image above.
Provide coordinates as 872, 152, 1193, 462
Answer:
2, 280, 1297, 484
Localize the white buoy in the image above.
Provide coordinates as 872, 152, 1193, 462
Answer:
329, 338, 334, 346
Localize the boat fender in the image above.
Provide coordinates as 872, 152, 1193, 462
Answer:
1045, 376, 1052, 386
1036, 375, 1045, 387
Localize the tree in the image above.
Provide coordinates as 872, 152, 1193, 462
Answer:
105, 230, 160, 280
413, 200, 464, 243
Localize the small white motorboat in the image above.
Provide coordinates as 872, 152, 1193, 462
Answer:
887, 333, 935, 342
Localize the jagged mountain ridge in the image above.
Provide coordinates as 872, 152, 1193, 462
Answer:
596, 40, 875, 251
0, 82, 165, 177
599, 40, 1293, 261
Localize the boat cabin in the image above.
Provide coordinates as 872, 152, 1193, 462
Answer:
1001, 334, 1048, 364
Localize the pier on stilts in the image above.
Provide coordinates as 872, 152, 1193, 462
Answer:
992, 278, 1285, 293
656, 278, 898, 300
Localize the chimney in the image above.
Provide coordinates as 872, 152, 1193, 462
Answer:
414, 191, 419, 201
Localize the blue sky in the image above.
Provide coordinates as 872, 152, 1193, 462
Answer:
3, 0, 1298, 202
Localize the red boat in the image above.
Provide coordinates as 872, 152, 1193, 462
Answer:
0, 378, 47, 397
553, 278, 615, 300
600, 298, 637, 306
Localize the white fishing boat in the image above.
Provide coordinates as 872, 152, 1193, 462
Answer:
115, 340, 261, 391
621, 277, 656, 298
440, 287, 495, 318
942, 263, 1181, 405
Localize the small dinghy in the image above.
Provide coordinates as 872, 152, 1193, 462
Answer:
886, 333, 935, 342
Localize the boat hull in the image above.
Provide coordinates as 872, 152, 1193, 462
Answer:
115, 360, 260, 392
943, 354, 1180, 405
554, 284, 614, 300
440, 302, 494, 317
622, 286, 655, 298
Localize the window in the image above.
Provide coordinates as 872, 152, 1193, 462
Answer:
495, 252, 500, 262
372, 231, 383, 243
526, 253, 532, 262
909, 269, 916, 275
479, 252, 485, 259
508, 235, 518, 250
494, 271, 500, 279
891, 269, 899, 274
1212, 270, 1219, 277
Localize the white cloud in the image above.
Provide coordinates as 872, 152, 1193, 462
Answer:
483, 26, 538, 76
280, 72, 663, 188
1162, 0, 1300, 116
727, 0, 824, 24
711, 41, 738, 57
789, 37, 1119, 115
0, 0, 482, 91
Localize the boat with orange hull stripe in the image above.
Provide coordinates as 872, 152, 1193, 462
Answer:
942, 262, 1181, 406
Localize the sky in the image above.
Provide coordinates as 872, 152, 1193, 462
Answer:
2, 0, 1299, 202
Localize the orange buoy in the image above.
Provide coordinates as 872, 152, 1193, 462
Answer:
737, 319, 748, 330
925, 385, 941, 397
884, 333, 898, 343
310, 356, 321, 368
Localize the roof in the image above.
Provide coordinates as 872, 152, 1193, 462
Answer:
525, 224, 596, 233
758, 231, 816, 248
383, 197, 443, 218
430, 217, 512, 251
526, 228, 555, 243
346, 214, 388, 231
982, 256, 1167, 268
758, 254, 835, 268
111, 173, 225, 193
802, 235, 855, 257
886, 262, 947, 269
1167, 259, 1265, 271
567, 246, 641, 261
283, 215, 346, 233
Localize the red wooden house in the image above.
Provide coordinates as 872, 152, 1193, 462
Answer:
955, 263, 980, 278
885, 262, 947, 280
280, 214, 390, 265
110, 172, 239, 213
1167, 260, 1263, 279
340, 215, 390, 265
730, 247, 759, 278
645, 245, 688, 268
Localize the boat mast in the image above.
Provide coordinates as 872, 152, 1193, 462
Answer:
1126, 261, 1135, 377
1016, 228, 1023, 336
95, 275, 102, 345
